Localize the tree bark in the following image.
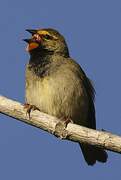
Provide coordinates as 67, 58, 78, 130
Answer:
0, 95, 121, 153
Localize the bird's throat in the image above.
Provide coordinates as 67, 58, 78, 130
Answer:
28, 54, 53, 78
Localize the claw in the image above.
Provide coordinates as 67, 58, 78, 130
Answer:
53, 117, 73, 139
24, 103, 40, 119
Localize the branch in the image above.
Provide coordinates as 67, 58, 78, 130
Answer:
0, 95, 121, 153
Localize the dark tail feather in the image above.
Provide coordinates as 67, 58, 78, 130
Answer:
79, 143, 108, 165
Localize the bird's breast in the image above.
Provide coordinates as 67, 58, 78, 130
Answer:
25, 65, 89, 125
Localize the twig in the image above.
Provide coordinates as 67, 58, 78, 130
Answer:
0, 95, 121, 153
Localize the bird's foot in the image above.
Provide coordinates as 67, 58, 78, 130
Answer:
24, 103, 40, 119
54, 117, 73, 139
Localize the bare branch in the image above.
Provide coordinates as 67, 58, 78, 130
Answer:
0, 95, 121, 153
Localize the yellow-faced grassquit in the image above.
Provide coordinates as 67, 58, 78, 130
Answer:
24, 28, 108, 165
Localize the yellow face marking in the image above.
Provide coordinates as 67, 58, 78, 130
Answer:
37, 30, 58, 40
37, 30, 50, 36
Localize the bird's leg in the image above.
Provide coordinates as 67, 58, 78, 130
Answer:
64, 117, 73, 127
54, 117, 73, 139
24, 103, 40, 119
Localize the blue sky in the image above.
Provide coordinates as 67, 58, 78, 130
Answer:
0, 0, 121, 179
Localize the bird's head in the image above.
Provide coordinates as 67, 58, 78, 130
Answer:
24, 28, 69, 57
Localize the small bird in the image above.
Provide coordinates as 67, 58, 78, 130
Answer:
24, 28, 108, 165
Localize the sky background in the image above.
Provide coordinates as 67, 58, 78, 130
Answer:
0, 0, 121, 179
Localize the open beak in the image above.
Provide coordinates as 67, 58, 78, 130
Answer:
23, 38, 39, 52
23, 39, 31, 43
26, 29, 37, 35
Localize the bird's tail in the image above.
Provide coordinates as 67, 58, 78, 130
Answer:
79, 143, 108, 165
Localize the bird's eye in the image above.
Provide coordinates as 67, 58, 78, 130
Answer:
43, 34, 52, 40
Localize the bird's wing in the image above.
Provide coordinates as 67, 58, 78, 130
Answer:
67, 58, 96, 129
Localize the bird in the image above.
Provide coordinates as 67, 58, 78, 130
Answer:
23, 28, 108, 165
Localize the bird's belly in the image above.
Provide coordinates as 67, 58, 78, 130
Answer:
26, 73, 89, 126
